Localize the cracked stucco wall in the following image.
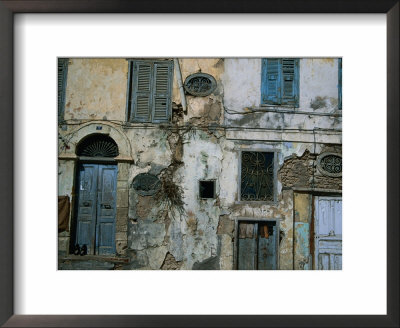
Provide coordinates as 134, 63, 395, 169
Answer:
58, 58, 342, 270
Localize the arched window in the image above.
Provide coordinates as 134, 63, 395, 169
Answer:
76, 134, 119, 158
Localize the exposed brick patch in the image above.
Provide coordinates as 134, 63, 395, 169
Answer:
279, 149, 342, 190
160, 252, 182, 270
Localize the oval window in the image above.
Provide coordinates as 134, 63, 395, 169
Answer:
317, 153, 342, 177
132, 173, 161, 196
184, 73, 217, 97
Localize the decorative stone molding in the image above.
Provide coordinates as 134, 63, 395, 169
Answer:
60, 121, 134, 162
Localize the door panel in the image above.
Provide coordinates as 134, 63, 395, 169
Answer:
76, 164, 98, 254
314, 197, 342, 270
75, 163, 117, 255
96, 165, 117, 255
258, 222, 277, 270
238, 222, 257, 270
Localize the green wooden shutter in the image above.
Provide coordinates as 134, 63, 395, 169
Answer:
281, 58, 299, 107
132, 61, 153, 122
58, 58, 68, 122
152, 61, 173, 123
261, 58, 281, 105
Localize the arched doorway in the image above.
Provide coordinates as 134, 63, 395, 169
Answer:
73, 134, 119, 255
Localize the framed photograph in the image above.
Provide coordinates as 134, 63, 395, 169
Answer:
1, 1, 398, 327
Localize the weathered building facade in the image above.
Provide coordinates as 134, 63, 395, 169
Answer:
58, 58, 342, 270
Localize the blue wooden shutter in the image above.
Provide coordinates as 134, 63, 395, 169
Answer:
152, 61, 173, 123
58, 58, 68, 121
261, 58, 281, 104
132, 61, 153, 122
338, 58, 342, 109
281, 58, 299, 106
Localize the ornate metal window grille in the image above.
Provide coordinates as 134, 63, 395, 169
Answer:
241, 152, 274, 201
77, 134, 119, 157
319, 154, 342, 175
184, 73, 217, 97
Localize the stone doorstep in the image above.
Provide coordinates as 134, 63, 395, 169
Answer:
60, 255, 130, 263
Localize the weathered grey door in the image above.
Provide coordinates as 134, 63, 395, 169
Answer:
238, 221, 278, 270
258, 222, 278, 270
314, 196, 342, 270
75, 163, 118, 255
238, 222, 257, 270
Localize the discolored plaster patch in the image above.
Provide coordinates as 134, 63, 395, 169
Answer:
217, 215, 234, 236
192, 256, 220, 270
136, 195, 156, 219
310, 96, 328, 110
186, 211, 198, 233
294, 193, 311, 223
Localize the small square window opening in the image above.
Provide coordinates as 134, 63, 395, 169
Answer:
199, 180, 215, 199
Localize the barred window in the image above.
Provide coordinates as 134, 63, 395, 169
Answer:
240, 151, 275, 201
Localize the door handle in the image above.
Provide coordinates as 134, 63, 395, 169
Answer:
102, 204, 112, 209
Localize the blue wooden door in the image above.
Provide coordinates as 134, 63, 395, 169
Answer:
95, 165, 118, 255
76, 164, 98, 254
75, 163, 117, 255
257, 222, 277, 270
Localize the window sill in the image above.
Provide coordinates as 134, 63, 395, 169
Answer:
60, 255, 130, 264
254, 106, 341, 117
234, 200, 279, 206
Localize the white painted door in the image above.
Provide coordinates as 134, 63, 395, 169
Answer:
314, 197, 342, 270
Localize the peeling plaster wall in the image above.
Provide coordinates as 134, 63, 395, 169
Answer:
64, 59, 128, 121
223, 58, 342, 130
58, 58, 342, 270
300, 59, 339, 110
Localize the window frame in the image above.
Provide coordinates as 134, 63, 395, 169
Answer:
126, 59, 174, 123
261, 58, 300, 107
237, 148, 279, 204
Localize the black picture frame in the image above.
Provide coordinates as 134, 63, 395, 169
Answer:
0, 1, 398, 327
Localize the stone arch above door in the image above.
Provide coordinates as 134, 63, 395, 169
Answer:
59, 122, 134, 162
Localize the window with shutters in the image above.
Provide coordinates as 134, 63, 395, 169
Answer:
338, 58, 342, 110
58, 58, 69, 122
261, 58, 299, 107
127, 60, 173, 123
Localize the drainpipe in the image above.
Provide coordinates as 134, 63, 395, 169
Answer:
174, 58, 187, 114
